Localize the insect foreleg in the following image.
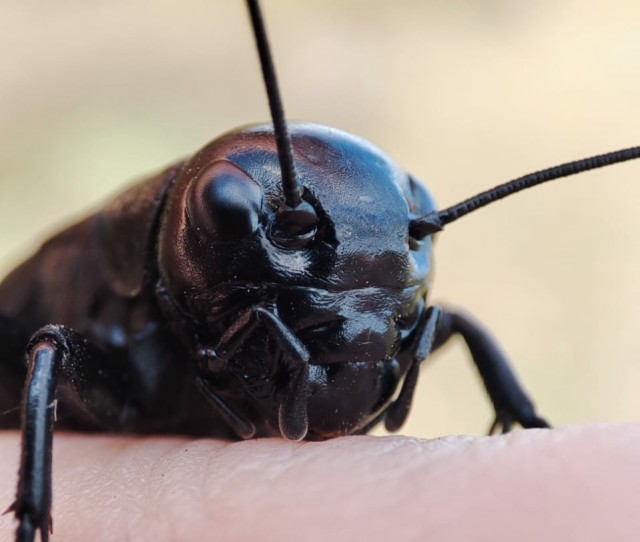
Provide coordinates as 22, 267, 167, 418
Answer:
10, 341, 57, 542
10, 325, 129, 542
434, 309, 550, 433
385, 306, 442, 432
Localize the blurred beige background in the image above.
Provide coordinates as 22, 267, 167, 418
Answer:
0, 0, 639, 439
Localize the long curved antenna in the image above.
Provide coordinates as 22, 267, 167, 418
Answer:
410, 146, 640, 239
246, 0, 301, 208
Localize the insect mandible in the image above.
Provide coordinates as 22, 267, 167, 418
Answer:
1, 1, 640, 542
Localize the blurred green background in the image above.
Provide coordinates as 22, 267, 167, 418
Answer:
1, 0, 639, 439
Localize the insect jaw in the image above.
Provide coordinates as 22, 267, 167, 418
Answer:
196, 317, 406, 441
194, 303, 311, 440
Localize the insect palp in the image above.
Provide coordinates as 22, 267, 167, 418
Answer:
195, 377, 257, 439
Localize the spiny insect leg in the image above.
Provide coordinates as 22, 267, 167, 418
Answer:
10, 324, 129, 542
385, 306, 442, 432
435, 309, 550, 434
11, 333, 60, 542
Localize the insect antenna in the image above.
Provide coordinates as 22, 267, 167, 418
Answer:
246, 0, 318, 247
410, 146, 640, 239
246, 0, 299, 206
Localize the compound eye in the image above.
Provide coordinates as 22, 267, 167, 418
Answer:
187, 161, 263, 242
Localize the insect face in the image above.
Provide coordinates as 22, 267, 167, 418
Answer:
157, 122, 437, 438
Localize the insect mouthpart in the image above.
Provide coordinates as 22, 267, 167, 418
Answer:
193, 303, 311, 441
180, 276, 426, 442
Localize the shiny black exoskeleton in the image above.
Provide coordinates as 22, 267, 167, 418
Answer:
0, 122, 550, 542
1, 123, 436, 440
158, 123, 439, 441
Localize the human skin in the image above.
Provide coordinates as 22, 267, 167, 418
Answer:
0, 424, 639, 541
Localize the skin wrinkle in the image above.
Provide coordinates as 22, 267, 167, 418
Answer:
147, 441, 205, 541
240, 439, 306, 483
200, 439, 308, 504
201, 441, 226, 518
431, 425, 638, 540
90, 439, 154, 539
126, 440, 166, 537
121, 439, 214, 540
203, 442, 259, 502
141, 440, 199, 538
1, 425, 640, 540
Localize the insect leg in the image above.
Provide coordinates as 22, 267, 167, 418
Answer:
9, 324, 128, 542
384, 306, 442, 432
434, 309, 550, 433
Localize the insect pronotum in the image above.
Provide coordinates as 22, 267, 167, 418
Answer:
0, 1, 639, 538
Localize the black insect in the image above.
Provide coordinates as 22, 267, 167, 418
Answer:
1, 1, 638, 541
